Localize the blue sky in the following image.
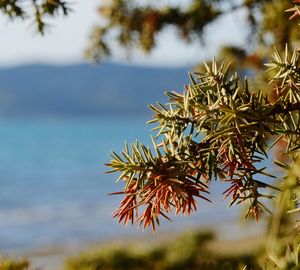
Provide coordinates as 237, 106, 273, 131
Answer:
0, 1, 249, 67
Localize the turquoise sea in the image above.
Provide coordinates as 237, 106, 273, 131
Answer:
0, 116, 267, 252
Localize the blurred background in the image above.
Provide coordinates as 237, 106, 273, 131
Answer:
0, 0, 293, 269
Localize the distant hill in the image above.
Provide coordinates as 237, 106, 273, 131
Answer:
0, 63, 189, 117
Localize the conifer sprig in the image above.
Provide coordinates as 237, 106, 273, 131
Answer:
107, 51, 300, 231
0, 0, 71, 34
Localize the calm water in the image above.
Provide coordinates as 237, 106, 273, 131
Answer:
0, 116, 267, 252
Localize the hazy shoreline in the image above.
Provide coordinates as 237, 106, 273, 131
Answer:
20, 227, 264, 270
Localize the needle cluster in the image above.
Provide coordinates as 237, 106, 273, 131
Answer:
107, 48, 300, 231
0, 0, 70, 34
